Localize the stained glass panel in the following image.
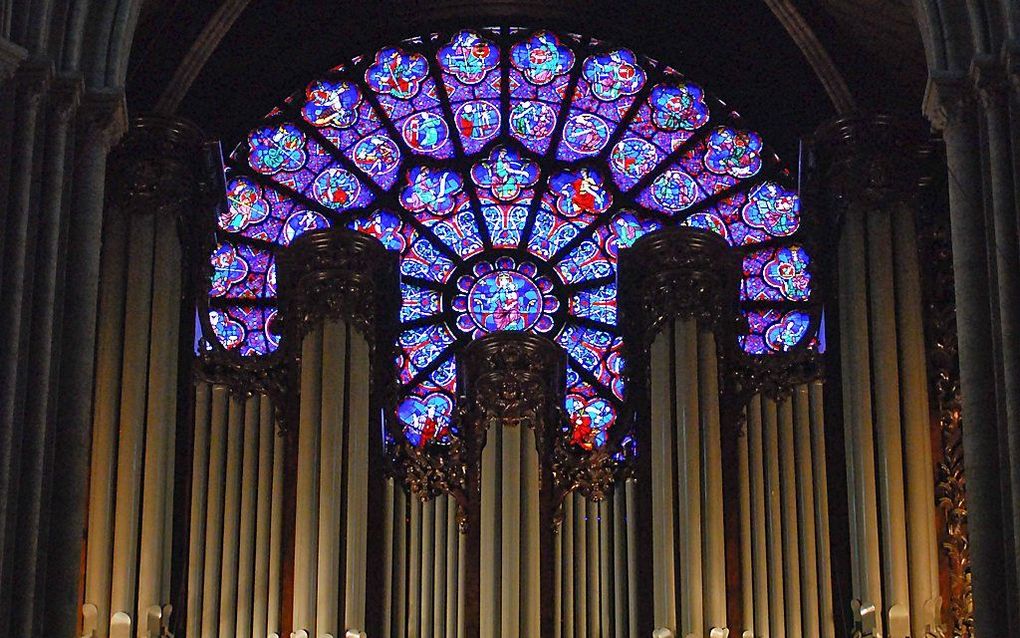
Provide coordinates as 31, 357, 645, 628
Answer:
205, 28, 816, 454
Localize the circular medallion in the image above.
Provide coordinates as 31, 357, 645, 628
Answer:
283, 210, 330, 244
455, 101, 500, 141
402, 111, 449, 153
610, 137, 659, 179
509, 101, 557, 140
352, 134, 400, 175
650, 168, 699, 212
311, 167, 360, 210
467, 270, 543, 332
562, 112, 610, 154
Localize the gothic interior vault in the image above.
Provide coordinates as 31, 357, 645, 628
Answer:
1, 2, 1019, 637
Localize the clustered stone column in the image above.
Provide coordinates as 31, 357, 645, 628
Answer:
921, 52, 1020, 635
0, 43, 135, 638
811, 115, 943, 638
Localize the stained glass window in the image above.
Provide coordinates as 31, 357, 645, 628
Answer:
203, 28, 819, 453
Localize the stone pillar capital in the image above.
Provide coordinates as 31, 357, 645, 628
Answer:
1004, 39, 1020, 100
14, 57, 53, 106
77, 89, 129, 147
107, 114, 206, 217
48, 74, 83, 122
970, 55, 1009, 110
923, 71, 976, 131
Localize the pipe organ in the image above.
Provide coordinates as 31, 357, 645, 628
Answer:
71, 113, 955, 638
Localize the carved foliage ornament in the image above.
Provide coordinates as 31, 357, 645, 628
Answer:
916, 160, 972, 638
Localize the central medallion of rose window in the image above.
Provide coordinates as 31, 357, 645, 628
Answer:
453, 257, 559, 338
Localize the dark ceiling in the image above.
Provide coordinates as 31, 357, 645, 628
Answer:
124, 0, 927, 164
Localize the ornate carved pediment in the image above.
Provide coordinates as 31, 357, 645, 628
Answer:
107, 115, 206, 217
275, 227, 399, 346
458, 332, 565, 431
619, 226, 742, 349
810, 115, 933, 220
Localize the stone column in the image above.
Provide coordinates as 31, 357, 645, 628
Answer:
49, 91, 127, 638
925, 74, 1011, 636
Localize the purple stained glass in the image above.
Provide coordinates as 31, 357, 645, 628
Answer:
349, 210, 406, 251
751, 244, 812, 301
511, 31, 575, 85
398, 391, 455, 447
365, 47, 429, 99
741, 308, 812, 354
471, 146, 540, 201
452, 257, 558, 338
438, 31, 500, 85
207, 29, 816, 454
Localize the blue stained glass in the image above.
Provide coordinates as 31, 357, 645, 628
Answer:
453, 100, 501, 153
556, 235, 614, 285
566, 385, 616, 450
527, 204, 584, 260
248, 123, 306, 174
309, 166, 368, 211
401, 109, 453, 157
740, 308, 812, 354
211, 243, 275, 300
209, 243, 249, 298
400, 282, 442, 323
349, 210, 406, 251
555, 49, 646, 161
365, 47, 430, 99
606, 211, 661, 256
569, 283, 618, 326
399, 232, 455, 283
472, 146, 540, 201
398, 323, 455, 384
400, 166, 464, 216
281, 209, 331, 245
549, 167, 613, 217
556, 323, 614, 372
582, 49, 646, 101
741, 245, 812, 302
208, 29, 816, 453
742, 181, 800, 237
451, 257, 558, 338
508, 99, 559, 153
705, 127, 763, 178
398, 391, 455, 447
479, 198, 530, 248
301, 80, 361, 128
511, 31, 575, 85
438, 31, 500, 85
681, 211, 729, 241
221, 176, 271, 234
